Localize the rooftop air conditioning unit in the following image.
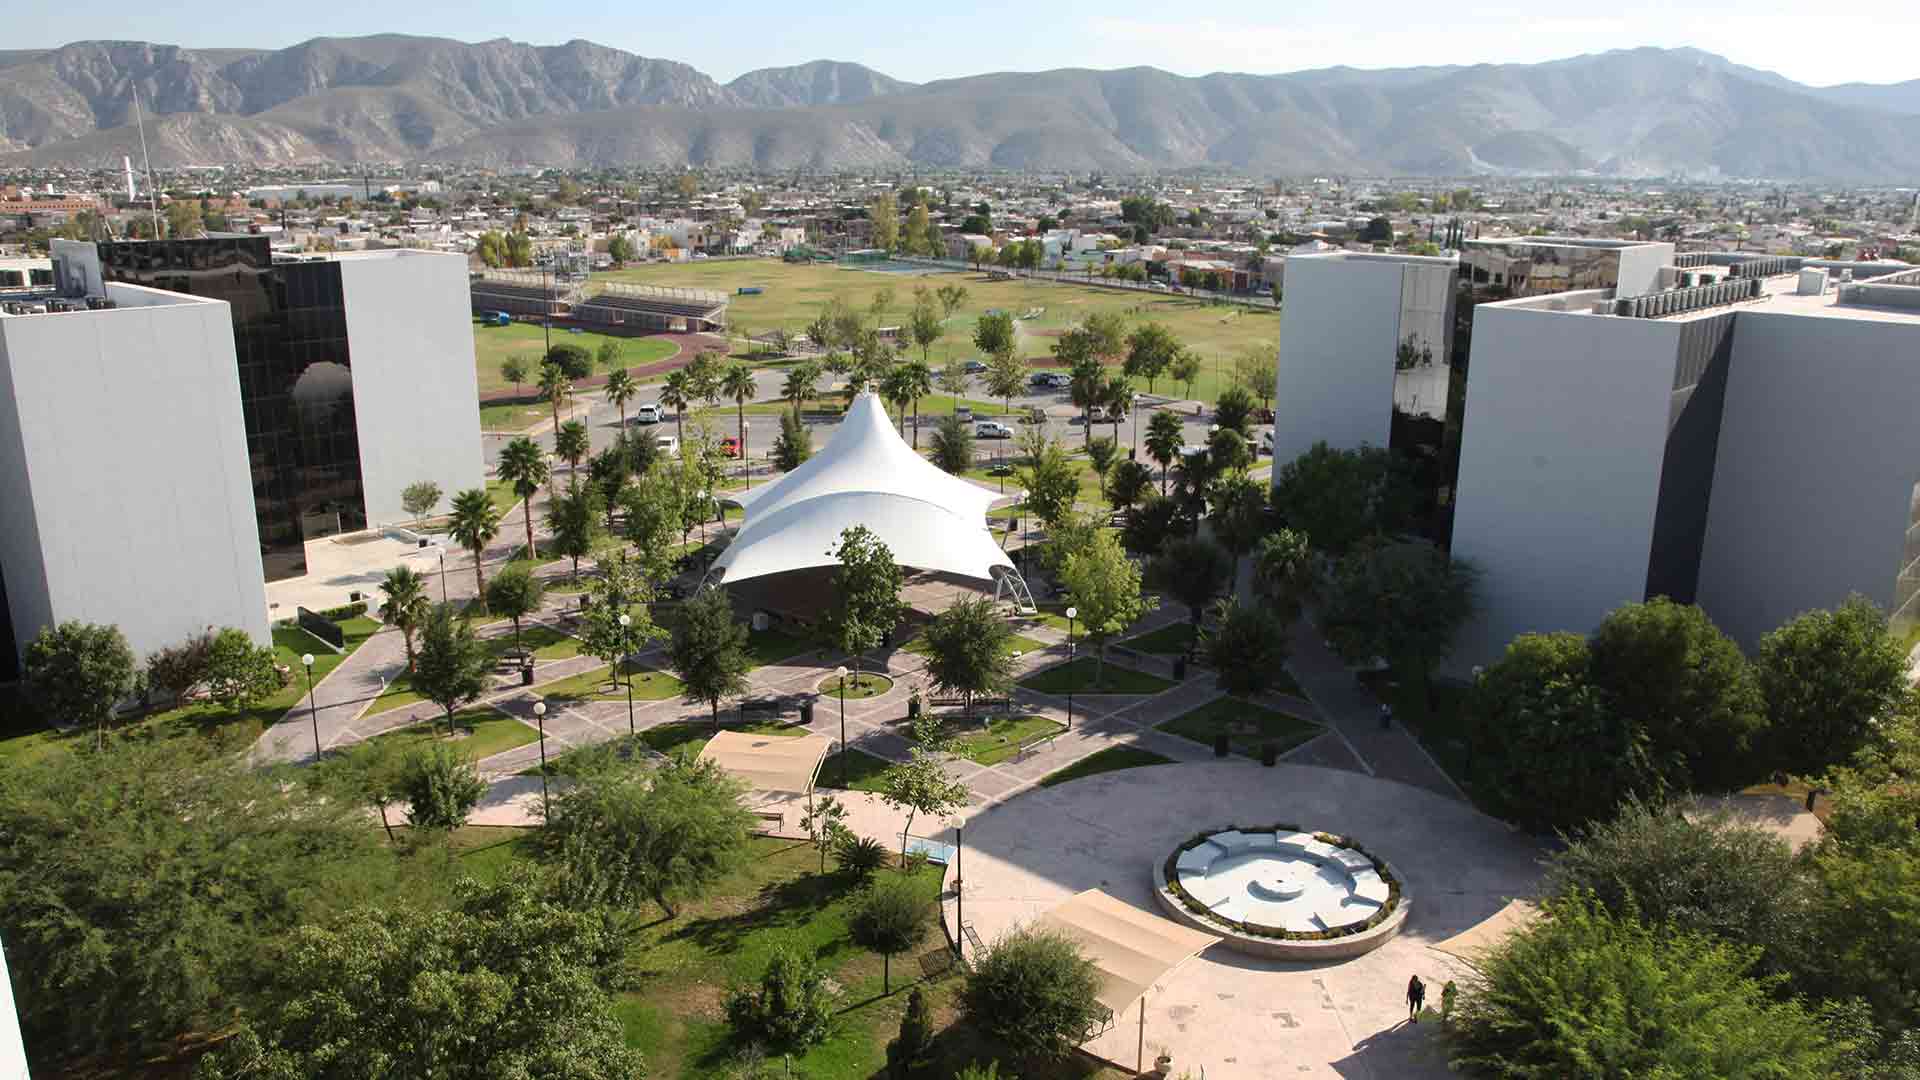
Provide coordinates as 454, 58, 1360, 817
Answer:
1797, 268, 1829, 296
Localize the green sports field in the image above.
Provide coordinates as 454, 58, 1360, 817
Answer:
596, 260, 1278, 403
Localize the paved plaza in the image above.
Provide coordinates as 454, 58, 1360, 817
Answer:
944, 761, 1543, 1079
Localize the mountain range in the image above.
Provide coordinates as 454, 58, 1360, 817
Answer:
4, 36, 1920, 179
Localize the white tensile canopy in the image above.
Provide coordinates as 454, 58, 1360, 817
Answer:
695, 730, 833, 794
714, 391, 1015, 586
1035, 889, 1218, 1071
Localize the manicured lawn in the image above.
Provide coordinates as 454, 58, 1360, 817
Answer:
817, 673, 892, 700
482, 622, 583, 661
1019, 656, 1174, 695
935, 713, 1065, 765
486, 477, 522, 518
746, 626, 813, 667
1159, 697, 1322, 760
470, 320, 677, 394
595, 260, 1276, 405
634, 718, 801, 760
818, 747, 896, 792
478, 400, 549, 432
1039, 745, 1176, 787
901, 632, 1048, 659
370, 706, 539, 760
536, 662, 685, 706
1122, 622, 1196, 655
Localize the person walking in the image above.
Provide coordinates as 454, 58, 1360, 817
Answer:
1407, 974, 1427, 1022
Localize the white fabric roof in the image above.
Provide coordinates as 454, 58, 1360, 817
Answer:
696, 730, 833, 794
714, 391, 1012, 584
1035, 889, 1218, 1015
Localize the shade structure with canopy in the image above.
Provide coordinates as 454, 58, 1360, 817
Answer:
713, 391, 1036, 611
695, 729, 834, 795
1034, 889, 1218, 1071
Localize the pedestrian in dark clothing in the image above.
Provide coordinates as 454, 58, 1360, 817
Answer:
1407, 975, 1426, 1022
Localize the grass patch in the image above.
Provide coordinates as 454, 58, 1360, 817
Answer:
536, 662, 685, 706
746, 626, 813, 668
1159, 697, 1322, 760
901, 632, 1048, 659
935, 713, 1064, 765
1121, 622, 1195, 656
486, 477, 522, 518
470, 321, 675, 394
368, 706, 540, 760
633, 719, 802, 760
1362, 670, 1481, 800
480, 622, 583, 661
817, 747, 896, 792
1019, 656, 1174, 695
478, 400, 549, 432
1038, 745, 1176, 787
817, 673, 892, 700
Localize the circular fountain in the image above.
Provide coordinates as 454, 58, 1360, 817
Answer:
1154, 826, 1408, 960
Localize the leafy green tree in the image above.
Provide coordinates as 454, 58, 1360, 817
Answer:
1085, 436, 1118, 500
887, 987, 935, 1079
0, 738, 392, 1067
400, 479, 442, 524
545, 751, 753, 916
1588, 598, 1765, 793
193, 873, 643, 1080
1120, 493, 1183, 557
853, 874, 932, 994
1252, 529, 1315, 624
144, 628, 214, 709
1017, 435, 1082, 529
604, 367, 638, 428
800, 794, 853, 875
544, 481, 606, 581
1233, 343, 1277, 411
1214, 384, 1257, 437
1124, 322, 1178, 395
772, 408, 813, 471
1061, 531, 1153, 683
1467, 631, 1659, 832
1755, 595, 1909, 777
312, 737, 407, 843
1203, 598, 1293, 699
1271, 441, 1423, 556
826, 525, 904, 680
553, 418, 591, 480
726, 942, 839, 1050
937, 283, 968, 320
973, 311, 1015, 359
668, 587, 753, 730
879, 740, 968, 867
448, 486, 502, 601
395, 742, 485, 830
909, 294, 944, 368
1151, 535, 1233, 651
1545, 798, 1814, 977
1320, 539, 1478, 710
961, 927, 1106, 1063
23, 620, 136, 746
920, 598, 1017, 714
1144, 409, 1185, 493
594, 338, 622, 374
203, 627, 280, 713
984, 347, 1026, 421
1107, 458, 1152, 518
544, 342, 593, 380
618, 466, 686, 582
930, 412, 974, 474
483, 563, 546, 653
1210, 472, 1268, 580
496, 436, 550, 560
1170, 349, 1203, 399
412, 604, 491, 736
1446, 893, 1843, 1079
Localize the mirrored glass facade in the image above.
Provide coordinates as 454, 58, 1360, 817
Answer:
97, 238, 363, 581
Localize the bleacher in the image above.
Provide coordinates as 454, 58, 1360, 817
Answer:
575, 282, 729, 332
469, 270, 577, 319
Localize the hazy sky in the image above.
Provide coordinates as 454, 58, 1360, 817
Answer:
11, 0, 1920, 88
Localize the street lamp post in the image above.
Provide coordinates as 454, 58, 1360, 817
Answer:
1064, 607, 1077, 732
835, 664, 849, 789
300, 653, 319, 757
618, 613, 637, 737
435, 546, 448, 605
533, 699, 550, 821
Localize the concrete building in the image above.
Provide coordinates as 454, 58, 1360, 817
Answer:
0, 268, 268, 672
1450, 257, 1920, 668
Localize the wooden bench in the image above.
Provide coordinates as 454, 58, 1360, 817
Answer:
751, 810, 785, 835
736, 697, 789, 722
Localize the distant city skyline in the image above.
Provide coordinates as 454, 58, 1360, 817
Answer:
9, 0, 1920, 89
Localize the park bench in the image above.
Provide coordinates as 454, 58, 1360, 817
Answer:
1017, 731, 1060, 758
736, 697, 789, 723
750, 810, 786, 835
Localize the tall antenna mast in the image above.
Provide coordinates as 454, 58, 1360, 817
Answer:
132, 87, 162, 239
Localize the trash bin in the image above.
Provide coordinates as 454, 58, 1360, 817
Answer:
521, 661, 535, 687
801, 699, 815, 725
1260, 742, 1279, 767
1212, 732, 1230, 758
909, 698, 922, 719
1379, 704, 1393, 730
1173, 656, 1187, 680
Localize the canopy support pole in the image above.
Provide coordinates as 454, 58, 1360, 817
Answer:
993, 566, 1038, 615
1137, 995, 1146, 1074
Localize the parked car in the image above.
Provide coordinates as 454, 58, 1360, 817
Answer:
1027, 371, 1072, 390
719, 436, 742, 458
1260, 430, 1274, 454
955, 405, 973, 422
1148, 282, 1171, 292
975, 420, 1015, 439
634, 403, 662, 424
962, 358, 988, 373
654, 434, 679, 456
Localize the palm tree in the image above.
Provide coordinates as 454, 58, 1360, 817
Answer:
1104, 375, 1136, 449
880, 364, 915, 437
899, 359, 935, 448
379, 565, 430, 671
1145, 409, 1185, 494
604, 368, 638, 429
536, 362, 572, 500
722, 362, 757, 462
496, 437, 550, 561
660, 368, 692, 447
554, 420, 590, 483
782, 360, 820, 418
448, 487, 501, 606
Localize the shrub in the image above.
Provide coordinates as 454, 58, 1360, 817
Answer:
851, 874, 932, 993
886, 987, 934, 1078
318, 600, 368, 621
837, 834, 890, 880
395, 743, 484, 830
961, 927, 1106, 1061
954, 1063, 1003, 1080
725, 943, 838, 1049
144, 628, 215, 708
203, 627, 282, 712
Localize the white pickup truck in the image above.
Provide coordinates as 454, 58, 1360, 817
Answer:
634, 403, 662, 424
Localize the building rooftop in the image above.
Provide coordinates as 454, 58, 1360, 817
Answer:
1490, 259, 1920, 327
